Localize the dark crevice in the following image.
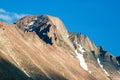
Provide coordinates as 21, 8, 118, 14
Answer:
116, 56, 120, 64
91, 51, 96, 58
110, 55, 113, 62
24, 15, 53, 45
35, 24, 53, 45
98, 46, 107, 58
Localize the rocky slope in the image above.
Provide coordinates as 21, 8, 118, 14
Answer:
68, 32, 120, 80
0, 15, 120, 80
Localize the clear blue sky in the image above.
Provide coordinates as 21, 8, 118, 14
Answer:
0, 0, 120, 56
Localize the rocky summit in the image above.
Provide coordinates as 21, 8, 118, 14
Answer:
0, 15, 120, 80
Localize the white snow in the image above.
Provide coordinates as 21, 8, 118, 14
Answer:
103, 69, 109, 76
75, 45, 91, 74
43, 33, 46, 35
67, 34, 69, 38
28, 21, 34, 26
79, 45, 86, 53
23, 70, 30, 77
97, 58, 103, 68
75, 50, 92, 74
29, 28, 33, 31
88, 71, 92, 74
75, 42, 77, 44
97, 58, 109, 76
117, 71, 120, 74
34, 17, 37, 20
75, 50, 88, 71
117, 61, 120, 66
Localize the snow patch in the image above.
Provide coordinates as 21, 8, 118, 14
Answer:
29, 28, 34, 32
103, 69, 109, 76
88, 71, 92, 74
117, 61, 120, 66
117, 71, 120, 74
79, 45, 85, 53
75, 50, 89, 70
34, 17, 37, 20
97, 58, 103, 68
67, 34, 69, 38
75, 50, 91, 74
28, 21, 34, 26
97, 58, 109, 76
23, 70, 30, 77
75, 45, 92, 74
75, 42, 77, 44
43, 33, 46, 35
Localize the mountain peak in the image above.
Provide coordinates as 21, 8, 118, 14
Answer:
0, 15, 120, 80
15, 15, 74, 50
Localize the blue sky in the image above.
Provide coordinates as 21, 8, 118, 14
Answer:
0, 0, 120, 56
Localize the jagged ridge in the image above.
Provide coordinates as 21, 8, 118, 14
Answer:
0, 15, 120, 80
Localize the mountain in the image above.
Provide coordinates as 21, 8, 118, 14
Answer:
0, 15, 120, 80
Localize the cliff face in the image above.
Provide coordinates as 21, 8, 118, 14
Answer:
68, 32, 97, 52
15, 15, 74, 50
0, 15, 120, 80
68, 32, 120, 80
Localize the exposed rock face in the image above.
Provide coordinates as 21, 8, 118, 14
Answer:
116, 56, 120, 64
68, 32, 97, 52
68, 32, 120, 80
16, 15, 74, 50
0, 15, 120, 80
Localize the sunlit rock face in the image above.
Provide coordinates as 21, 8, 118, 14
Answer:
16, 15, 74, 50
0, 15, 120, 80
68, 31, 120, 80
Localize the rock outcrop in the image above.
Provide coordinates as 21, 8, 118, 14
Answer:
15, 15, 74, 50
68, 32, 120, 80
